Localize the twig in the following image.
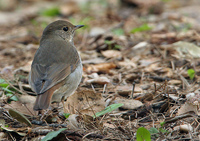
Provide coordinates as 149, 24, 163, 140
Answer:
82, 131, 96, 139
131, 82, 135, 99
84, 92, 96, 118
103, 84, 107, 94
154, 83, 157, 93
83, 92, 104, 134
23, 104, 35, 116
171, 60, 175, 71
194, 118, 200, 132
165, 114, 193, 123
178, 73, 190, 89
0, 74, 27, 95
141, 71, 144, 84
118, 73, 122, 83
8, 132, 16, 141
165, 80, 170, 110
91, 84, 96, 93
3, 111, 13, 120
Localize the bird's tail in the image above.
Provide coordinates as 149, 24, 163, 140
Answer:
33, 89, 54, 111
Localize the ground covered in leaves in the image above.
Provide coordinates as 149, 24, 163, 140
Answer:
1, 0, 200, 140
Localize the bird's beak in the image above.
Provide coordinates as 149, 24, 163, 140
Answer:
74, 25, 84, 30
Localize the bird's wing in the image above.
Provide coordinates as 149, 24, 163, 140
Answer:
29, 39, 80, 94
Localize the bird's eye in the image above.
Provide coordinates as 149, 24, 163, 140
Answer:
63, 27, 68, 31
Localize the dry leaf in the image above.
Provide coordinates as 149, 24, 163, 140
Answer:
177, 102, 198, 115
67, 114, 79, 130
116, 98, 143, 110
18, 95, 36, 104
64, 88, 105, 116
180, 124, 193, 133
103, 122, 115, 129
172, 41, 200, 58
168, 80, 182, 85
86, 76, 110, 85
101, 50, 121, 58
4, 101, 37, 116
81, 114, 103, 129
87, 63, 116, 73
116, 85, 132, 96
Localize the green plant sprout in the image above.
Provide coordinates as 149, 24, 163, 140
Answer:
93, 103, 123, 118
131, 24, 152, 34
187, 69, 195, 80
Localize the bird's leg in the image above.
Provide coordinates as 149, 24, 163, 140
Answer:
61, 96, 67, 112
40, 108, 52, 120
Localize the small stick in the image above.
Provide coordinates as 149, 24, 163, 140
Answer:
154, 83, 157, 93
0, 74, 27, 95
103, 84, 107, 94
131, 82, 135, 99
91, 84, 96, 93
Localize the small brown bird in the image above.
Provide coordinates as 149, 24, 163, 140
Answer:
29, 20, 84, 111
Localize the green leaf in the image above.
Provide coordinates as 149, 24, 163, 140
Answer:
41, 7, 60, 17
0, 83, 9, 88
130, 24, 152, 33
104, 40, 113, 45
63, 113, 70, 119
93, 103, 123, 118
182, 23, 192, 32
9, 109, 32, 127
187, 69, 195, 80
2, 87, 13, 93
159, 128, 168, 133
41, 128, 67, 141
6, 93, 18, 101
0, 79, 9, 88
160, 122, 165, 127
112, 28, 124, 36
4, 124, 9, 127
114, 45, 122, 50
149, 127, 159, 134
136, 127, 151, 141
0, 78, 5, 83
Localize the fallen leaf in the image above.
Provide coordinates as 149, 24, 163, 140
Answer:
87, 63, 116, 73
64, 88, 105, 116
82, 114, 103, 129
9, 109, 32, 127
101, 50, 121, 58
177, 102, 198, 115
172, 41, 200, 58
67, 114, 79, 129
4, 101, 37, 116
116, 98, 144, 110
86, 76, 110, 85
116, 85, 133, 96
41, 128, 67, 141
0, 119, 27, 136
168, 80, 182, 85
180, 124, 193, 133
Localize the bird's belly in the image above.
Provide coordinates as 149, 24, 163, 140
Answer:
51, 62, 82, 102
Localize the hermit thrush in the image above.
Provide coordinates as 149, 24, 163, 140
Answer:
29, 20, 84, 111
